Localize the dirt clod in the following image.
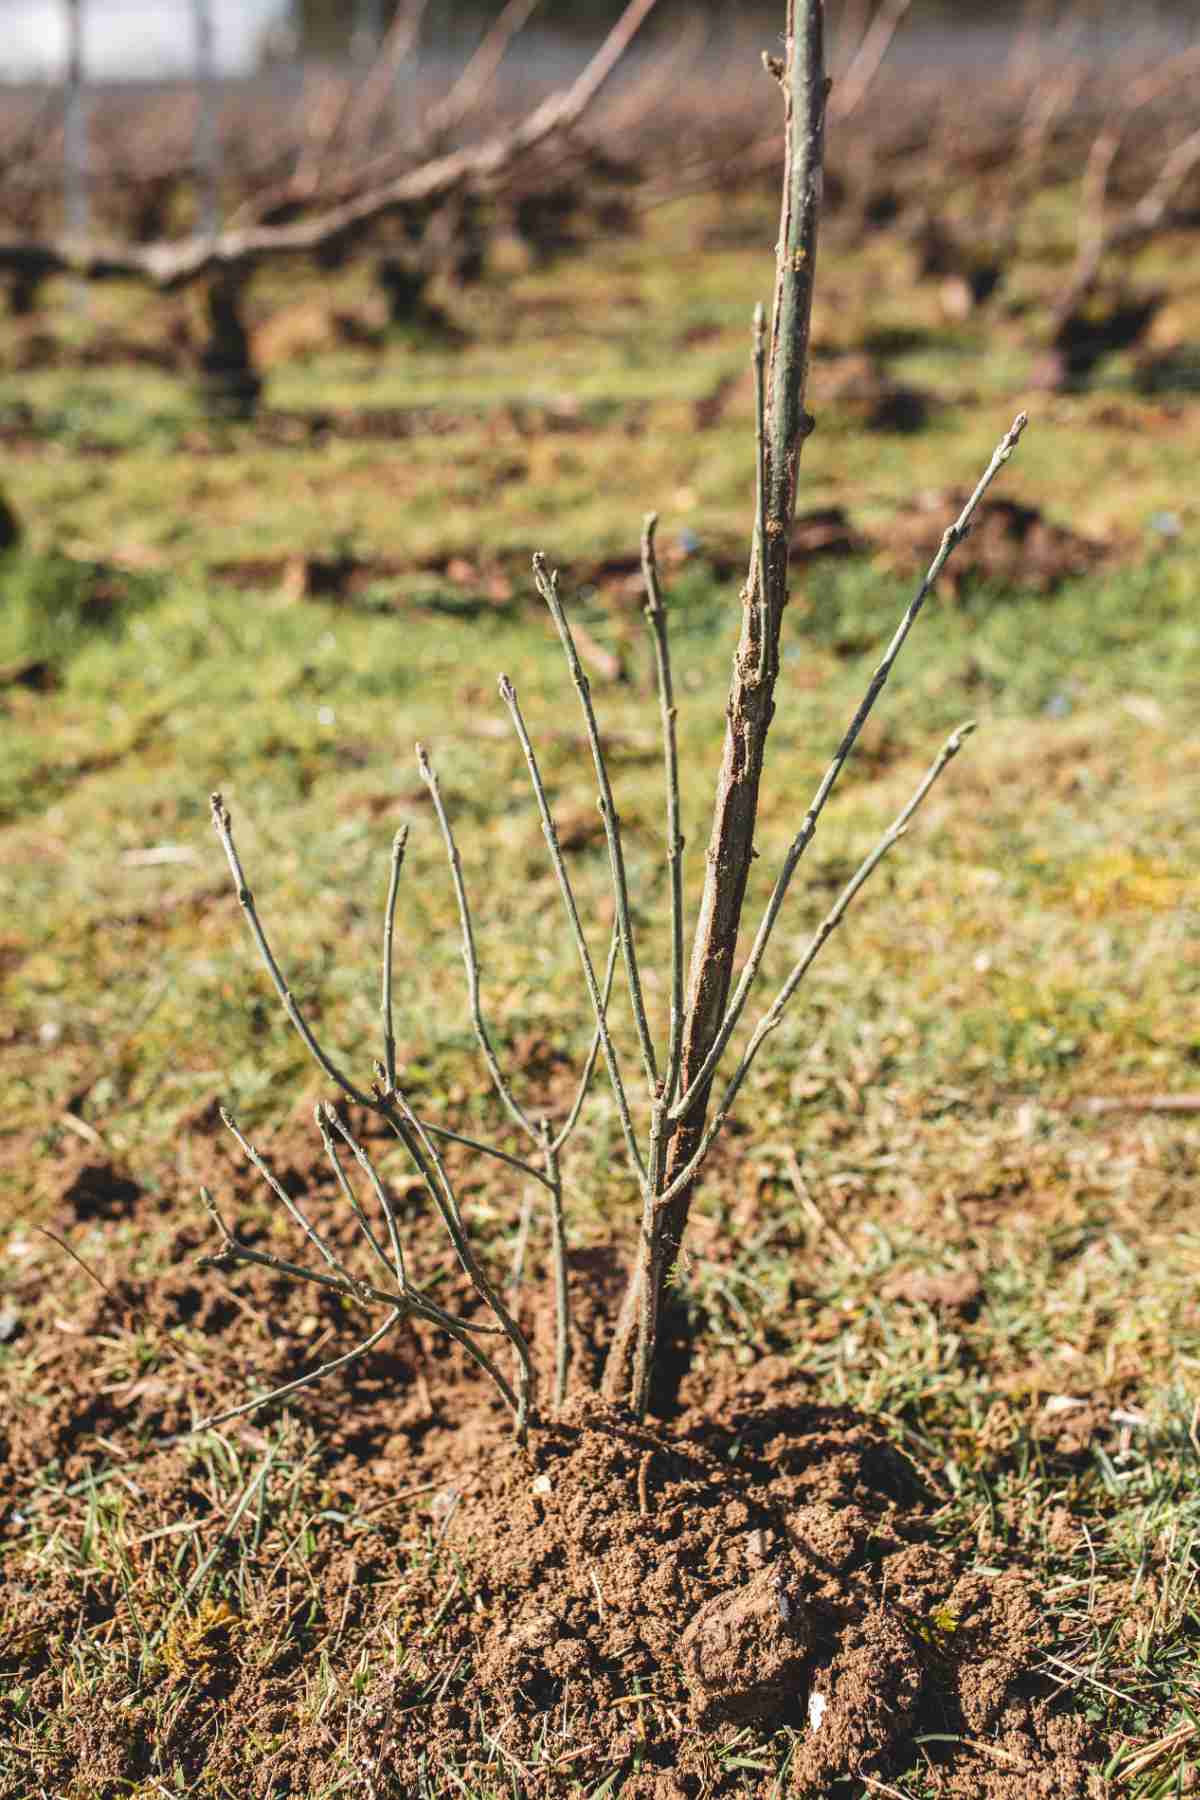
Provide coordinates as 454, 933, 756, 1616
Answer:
875, 491, 1111, 595
60, 1158, 142, 1222
680, 1560, 813, 1726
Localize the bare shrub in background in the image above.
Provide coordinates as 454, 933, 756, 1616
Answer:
195, 0, 1027, 1432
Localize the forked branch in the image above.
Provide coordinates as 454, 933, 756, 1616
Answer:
654, 720, 977, 1213
670, 413, 1027, 1122
204, 792, 536, 1430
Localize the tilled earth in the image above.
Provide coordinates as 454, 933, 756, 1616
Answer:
0, 1112, 1121, 1797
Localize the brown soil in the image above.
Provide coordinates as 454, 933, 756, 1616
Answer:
874, 492, 1113, 597
695, 357, 931, 435
206, 512, 859, 619
809, 352, 932, 433
0, 1112, 1110, 1799
397, 1365, 1101, 1797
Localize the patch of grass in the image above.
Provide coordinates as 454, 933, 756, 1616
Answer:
1, 163, 1199, 1797
0, 546, 165, 675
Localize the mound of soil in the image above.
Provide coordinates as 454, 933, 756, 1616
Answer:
874, 491, 1111, 596
0, 1118, 1111, 1797
809, 351, 932, 433
371, 1364, 1099, 1797
0, 484, 19, 550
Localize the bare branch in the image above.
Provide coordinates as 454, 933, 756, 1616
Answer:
551, 925, 621, 1157
199, 1222, 507, 1340
179, 1307, 400, 1440
750, 305, 769, 684
533, 555, 659, 1094
426, 0, 544, 145
541, 1123, 570, 1411
656, 720, 977, 1212
669, 413, 1028, 1124
603, 0, 828, 1407
221, 1107, 357, 1290
498, 672, 648, 1192
315, 1101, 401, 1285
380, 1087, 535, 1431
829, 0, 912, 121
322, 1102, 409, 1290
1053, 56, 1200, 326
415, 1118, 552, 1189
339, 0, 431, 166
640, 518, 685, 1109
199, 1185, 390, 1310
417, 744, 538, 1141
508, 1182, 536, 1304
381, 825, 408, 1097
0, 0, 661, 292
210, 793, 373, 1108
206, 794, 533, 1426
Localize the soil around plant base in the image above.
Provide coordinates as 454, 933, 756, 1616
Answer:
375, 1361, 1101, 1797
0, 1127, 1110, 1797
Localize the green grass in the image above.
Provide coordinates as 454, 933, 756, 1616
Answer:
2, 173, 1200, 1796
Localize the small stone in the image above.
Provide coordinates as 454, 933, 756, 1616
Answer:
531, 1473, 553, 1496
0, 1307, 19, 1342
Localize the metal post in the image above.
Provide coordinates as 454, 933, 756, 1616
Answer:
63, 0, 87, 240
192, 0, 221, 238
353, 0, 386, 60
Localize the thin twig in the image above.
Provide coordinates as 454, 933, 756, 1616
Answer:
176, 1294, 402, 1442
340, 0, 431, 164
1070, 1093, 1200, 1116
380, 1088, 535, 1431
670, 415, 1028, 1125
209, 793, 529, 1424
641, 516, 685, 1109
201, 1174, 507, 1340
829, 0, 913, 120
507, 1182, 536, 1304
322, 1103, 409, 1290
221, 1108, 356, 1290
381, 825, 408, 1096
657, 721, 977, 1212
417, 744, 538, 1141
424, 0, 544, 144
199, 1189, 389, 1312
541, 1121, 570, 1411
210, 794, 372, 1107
314, 1101, 400, 1285
415, 1117, 551, 1187
198, 1189, 520, 1423
632, 1095, 672, 1416
533, 554, 660, 1095
550, 923, 620, 1156
35, 1225, 208, 1374
751, 304, 770, 684
498, 672, 648, 1191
